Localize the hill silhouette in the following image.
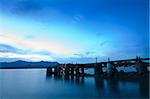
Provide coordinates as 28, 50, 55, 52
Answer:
0, 60, 59, 69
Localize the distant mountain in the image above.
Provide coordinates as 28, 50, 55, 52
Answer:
0, 60, 59, 69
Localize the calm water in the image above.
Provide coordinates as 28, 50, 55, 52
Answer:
0, 69, 149, 99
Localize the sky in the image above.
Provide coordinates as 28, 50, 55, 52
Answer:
0, 0, 149, 63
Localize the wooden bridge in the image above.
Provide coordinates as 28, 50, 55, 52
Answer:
46, 57, 150, 78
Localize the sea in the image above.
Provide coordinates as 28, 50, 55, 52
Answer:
0, 69, 149, 99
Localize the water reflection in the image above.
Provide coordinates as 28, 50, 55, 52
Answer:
1, 69, 148, 99
46, 74, 149, 98
139, 78, 149, 98
94, 77, 104, 89
46, 75, 85, 85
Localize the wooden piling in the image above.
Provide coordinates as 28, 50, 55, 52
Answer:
64, 65, 70, 76
57, 67, 61, 76
94, 63, 103, 76
75, 66, 80, 76
106, 62, 115, 78
81, 66, 84, 76
54, 67, 58, 76
135, 57, 149, 75
46, 57, 149, 79
46, 67, 53, 76
70, 66, 74, 75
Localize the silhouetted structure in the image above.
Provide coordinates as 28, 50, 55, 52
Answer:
46, 57, 150, 79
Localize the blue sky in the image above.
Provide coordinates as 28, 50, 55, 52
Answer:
0, 0, 149, 63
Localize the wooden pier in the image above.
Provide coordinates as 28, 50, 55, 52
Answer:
46, 57, 150, 78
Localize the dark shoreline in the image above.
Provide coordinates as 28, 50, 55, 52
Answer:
0, 67, 47, 69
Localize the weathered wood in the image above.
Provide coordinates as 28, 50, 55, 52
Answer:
59, 57, 150, 68
94, 63, 103, 76
46, 67, 53, 76
54, 67, 58, 76
135, 58, 149, 74
75, 67, 80, 76
106, 62, 117, 78
64, 66, 70, 76
81, 66, 84, 76
46, 57, 149, 78
57, 67, 61, 76
70, 66, 74, 75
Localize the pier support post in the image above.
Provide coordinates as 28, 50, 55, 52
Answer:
57, 66, 62, 76
135, 57, 148, 75
46, 67, 53, 76
106, 62, 115, 79
81, 66, 84, 76
94, 63, 103, 76
54, 67, 58, 76
65, 66, 70, 76
70, 66, 74, 76
75, 66, 80, 76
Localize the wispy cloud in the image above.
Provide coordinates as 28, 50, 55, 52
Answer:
0, 43, 22, 53
0, 32, 76, 56
85, 51, 95, 55
73, 53, 83, 57
0, 32, 83, 62
73, 51, 95, 58
0, 0, 71, 23
0, 43, 54, 61
71, 14, 84, 24
100, 41, 107, 47
0, 52, 54, 62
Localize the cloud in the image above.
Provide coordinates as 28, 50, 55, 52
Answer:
30, 50, 52, 56
73, 51, 95, 58
0, 43, 22, 53
0, 43, 52, 55
71, 14, 84, 24
99, 41, 107, 46
0, 0, 43, 13
0, 52, 54, 62
0, 32, 79, 62
0, 0, 71, 23
0, 43, 54, 62
15, 0, 43, 13
0, 32, 76, 56
74, 53, 83, 57
85, 51, 95, 55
